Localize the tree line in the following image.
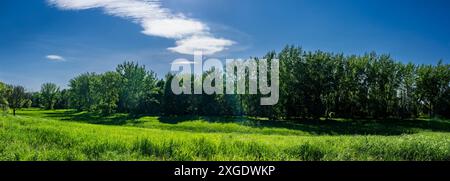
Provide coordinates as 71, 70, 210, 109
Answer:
1, 45, 449, 119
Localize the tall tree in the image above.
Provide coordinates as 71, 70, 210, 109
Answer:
137, 71, 162, 114
94, 71, 121, 114
116, 61, 150, 113
276, 45, 305, 119
7, 85, 26, 116
416, 61, 450, 117
68, 73, 97, 111
40, 83, 60, 110
55, 89, 70, 109
398, 63, 419, 118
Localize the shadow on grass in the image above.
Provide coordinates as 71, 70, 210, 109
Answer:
157, 115, 450, 135
41, 110, 137, 125
36, 109, 450, 136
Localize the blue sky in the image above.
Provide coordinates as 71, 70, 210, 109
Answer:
0, 0, 449, 91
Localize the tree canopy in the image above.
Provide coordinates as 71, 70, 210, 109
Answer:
2, 46, 449, 119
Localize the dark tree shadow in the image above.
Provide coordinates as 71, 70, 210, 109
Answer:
42, 110, 136, 125
158, 115, 450, 135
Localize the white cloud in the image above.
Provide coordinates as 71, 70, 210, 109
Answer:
142, 18, 207, 39
46, 55, 65, 61
47, 0, 234, 55
168, 36, 234, 55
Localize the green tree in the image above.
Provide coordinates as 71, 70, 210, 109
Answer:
94, 71, 121, 114
55, 89, 70, 109
276, 45, 305, 119
416, 61, 450, 117
116, 61, 150, 113
398, 63, 419, 118
137, 71, 162, 114
7, 85, 26, 116
41, 83, 60, 110
68, 73, 97, 111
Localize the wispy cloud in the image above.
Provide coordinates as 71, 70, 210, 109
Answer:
169, 35, 235, 55
47, 0, 235, 55
46, 54, 65, 61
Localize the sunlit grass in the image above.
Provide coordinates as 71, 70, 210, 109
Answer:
1, 109, 449, 161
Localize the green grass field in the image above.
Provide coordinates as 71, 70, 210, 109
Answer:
0, 108, 449, 161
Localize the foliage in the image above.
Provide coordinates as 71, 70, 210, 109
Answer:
40, 83, 60, 110
4, 45, 450, 119
6, 85, 27, 115
0, 82, 10, 113
93, 71, 121, 114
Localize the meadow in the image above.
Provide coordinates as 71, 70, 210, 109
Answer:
0, 108, 448, 161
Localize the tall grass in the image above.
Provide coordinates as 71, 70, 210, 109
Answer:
0, 113, 449, 161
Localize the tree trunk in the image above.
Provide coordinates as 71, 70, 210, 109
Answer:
13, 109, 16, 116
